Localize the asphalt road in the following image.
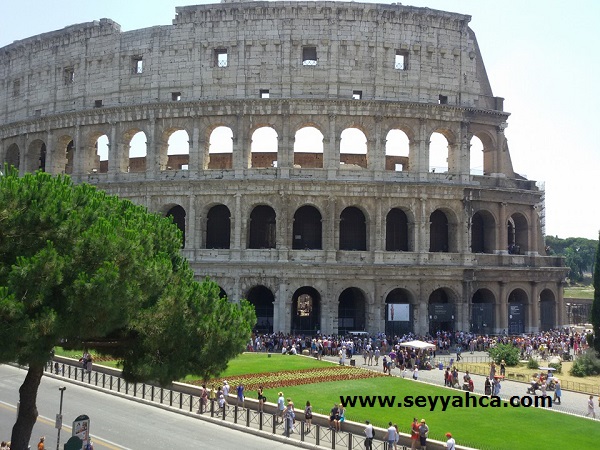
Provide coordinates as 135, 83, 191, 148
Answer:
0, 364, 299, 449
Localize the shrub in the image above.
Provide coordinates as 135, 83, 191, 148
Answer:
570, 350, 600, 377
548, 362, 562, 374
488, 343, 520, 366
527, 358, 539, 369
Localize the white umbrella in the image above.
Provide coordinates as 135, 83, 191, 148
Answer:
398, 340, 436, 350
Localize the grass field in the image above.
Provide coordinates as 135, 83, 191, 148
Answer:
202, 353, 598, 450
564, 285, 594, 299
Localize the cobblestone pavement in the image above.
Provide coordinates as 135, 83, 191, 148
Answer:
320, 351, 599, 420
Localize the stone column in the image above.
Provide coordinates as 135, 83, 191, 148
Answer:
233, 114, 247, 177
232, 192, 243, 260
326, 196, 337, 262
368, 115, 384, 172
43, 130, 57, 175
278, 113, 291, 178
417, 197, 429, 259
189, 120, 201, 174
497, 282, 507, 333
187, 194, 197, 250
277, 192, 289, 262
529, 205, 539, 255
146, 118, 158, 179
497, 202, 507, 254
530, 282, 540, 333
412, 119, 430, 179
325, 114, 339, 177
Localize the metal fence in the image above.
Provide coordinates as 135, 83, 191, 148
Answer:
44, 361, 406, 450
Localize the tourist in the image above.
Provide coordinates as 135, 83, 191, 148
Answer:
364, 420, 374, 450
277, 391, 285, 423
236, 382, 245, 407
586, 395, 596, 418
410, 417, 420, 450
304, 400, 313, 433
385, 422, 397, 449
418, 418, 429, 450
445, 432, 456, 450
552, 379, 561, 404
329, 403, 340, 430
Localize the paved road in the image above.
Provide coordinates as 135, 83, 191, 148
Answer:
0, 364, 303, 449
325, 350, 598, 418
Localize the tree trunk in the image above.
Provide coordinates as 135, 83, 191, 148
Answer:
11, 364, 44, 450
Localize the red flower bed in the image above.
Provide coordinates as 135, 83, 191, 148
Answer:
189, 366, 385, 391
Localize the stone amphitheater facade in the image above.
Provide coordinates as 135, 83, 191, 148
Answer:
0, 1, 568, 336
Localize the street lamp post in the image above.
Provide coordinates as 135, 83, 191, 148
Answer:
56, 386, 66, 450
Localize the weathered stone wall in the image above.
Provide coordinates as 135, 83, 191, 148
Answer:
0, 1, 567, 336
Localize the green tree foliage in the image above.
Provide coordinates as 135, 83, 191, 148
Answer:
545, 236, 598, 282
0, 168, 256, 448
592, 234, 600, 355
570, 349, 600, 377
488, 343, 520, 366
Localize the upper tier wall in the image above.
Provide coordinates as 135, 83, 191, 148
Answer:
0, 1, 501, 124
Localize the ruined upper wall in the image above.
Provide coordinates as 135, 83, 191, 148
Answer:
0, 1, 500, 123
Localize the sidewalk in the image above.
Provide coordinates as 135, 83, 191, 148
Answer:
321, 350, 598, 419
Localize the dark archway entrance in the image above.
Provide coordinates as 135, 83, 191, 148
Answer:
247, 285, 274, 333
508, 289, 528, 334
428, 288, 455, 334
338, 287, 366, 334
429, 210, 449, 252
339, 207, 366, 251
166, 205, 186, 248
385, 288, 412, 336
206, 204, 231, 249
386, 208, 409, 251
292, 206, 322, 250
291, 286, 321, 334
471, 210, 495, 253
539, 289, 556, 331
471, 289, 495, 334
248, 205, 276, 249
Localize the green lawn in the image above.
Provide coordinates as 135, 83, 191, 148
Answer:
564, 286, 594, 299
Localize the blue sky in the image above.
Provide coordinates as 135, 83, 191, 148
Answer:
2, 0, 599, 240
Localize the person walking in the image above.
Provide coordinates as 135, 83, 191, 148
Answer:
552, 379, 561, 404
257, 385, 265, 412
364, 420, 374, 450
586, 395, 596, 418
37, 436, 45, 450
277, 391, 285, 423
304, 400, 313, 433
410, 417, 420, 450
385, 422, 397, 450
418, 418, 429, 450
445, 432, 456, 450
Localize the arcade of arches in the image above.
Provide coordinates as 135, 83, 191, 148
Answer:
215, 283, 560, 335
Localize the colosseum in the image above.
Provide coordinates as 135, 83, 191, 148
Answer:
0, 0, 568, 336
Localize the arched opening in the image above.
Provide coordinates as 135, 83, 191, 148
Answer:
385, 129, 409, 171
428, 288, 455, 334
292, 205, 322, 250
508, 289, 528, 334
386, 208, 409, 251
166, 205, 186, 249
65, 140, 74, 174
293, 126, 324, 168
248, 205, 276, 249
471, 289, 495, 335
338, 287, 366, 334
385, 288, 413, 336
508, 213, 529, 254
217, 286, 228, 299
340, 128, 367, 168
4, 143, 20, 170
471, 210, 496, 253
469, 136, 484, 175
340, 207, 367, 251
429, 132, 448, 173
167, 129, 190, 170
429, 209, 449, 252
206, 204, 231, 249
96, 134, 109, 173
246, 285, 274, 333
292, 286, 321, 334
26, 139, 46, 172
208, 126, 233, 169
128, 131, 148, 173
539, 289, 556, 331
250, 126, 278, 168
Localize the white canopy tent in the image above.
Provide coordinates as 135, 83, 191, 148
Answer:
398, 340, 436, 350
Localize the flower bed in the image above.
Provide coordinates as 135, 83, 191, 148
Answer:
190, 365, 385, 390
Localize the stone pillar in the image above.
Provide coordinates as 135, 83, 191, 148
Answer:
497, 202, 507, 254
232, 193, 243, 260
529, 205, 539, 255
325, 114, 339, 177
277, 192, 289, 262
373, 199, 383, 263
278, 113, 291, 177
557, 283, 565, 326
326, 196, 337, 262
71, 125, 84, 178
530, 282, 539, 333
417, 197, 429, 257
146, 118, 158, 179
233, 114, 247, 176
494, 122, 508, 175
44, 130, 57, 175
187, 194, 197, 250
369, 115, 385, 173
497, 282, 507, 333
412, 119, 430, 178
189, 121, 201, 174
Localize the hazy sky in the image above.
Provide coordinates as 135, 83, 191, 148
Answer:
2, 0, 599, 240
